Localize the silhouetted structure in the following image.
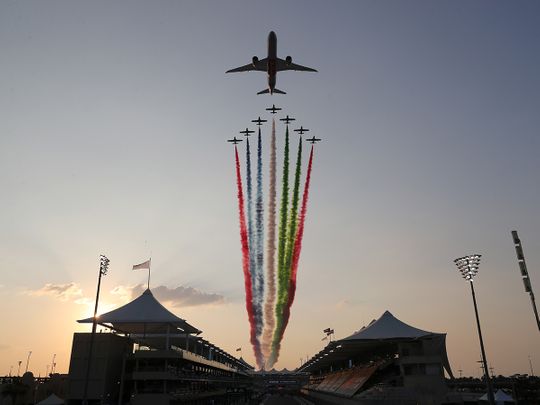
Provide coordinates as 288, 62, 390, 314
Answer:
298, 311, 453, 404
66, 288, 253, 404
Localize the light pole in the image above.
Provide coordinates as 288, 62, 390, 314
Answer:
25, 351, 32, 374
82, 254, 110, 405
454, 254, 495, 405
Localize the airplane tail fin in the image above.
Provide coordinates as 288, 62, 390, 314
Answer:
257, 88, 287, 95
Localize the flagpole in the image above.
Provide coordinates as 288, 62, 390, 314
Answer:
147, 258, 151, 290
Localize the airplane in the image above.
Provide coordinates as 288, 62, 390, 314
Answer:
266, 104, 282, 114
294, 126, 309, 135
226, 31, 317, 95
251, 117, 267, 126
280, 115, 295, 125
239, 128, 255, 137
307, 136, 321, 144
227, 136, 243, 144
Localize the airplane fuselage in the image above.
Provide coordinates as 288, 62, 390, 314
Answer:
267, 31, 278, 94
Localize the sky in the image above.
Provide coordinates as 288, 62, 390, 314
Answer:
1, 0, 539, 377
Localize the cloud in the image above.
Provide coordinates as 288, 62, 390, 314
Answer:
27, 282, 84, 302
113, 284, 225, 307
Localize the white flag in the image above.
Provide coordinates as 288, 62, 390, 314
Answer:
133, 259, 151, 270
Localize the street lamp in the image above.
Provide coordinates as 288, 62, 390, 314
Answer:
454, 254, 495, 405
82, 255, 110, 405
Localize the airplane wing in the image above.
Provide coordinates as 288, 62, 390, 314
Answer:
226, 58, 267, 73
276, 58, 317, 72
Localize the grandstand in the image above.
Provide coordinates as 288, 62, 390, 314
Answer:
298, 311, 452, 405
66, 288, 253, 404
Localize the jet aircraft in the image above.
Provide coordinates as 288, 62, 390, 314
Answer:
266, 104, 282, 114
251, 117, 267, 126
226, 31, 317, 95
280, 115, 295, 125
227, 137, 243, 144
239, 128, 255, 137
294, 126, 309, 135
307, 136, 321, 144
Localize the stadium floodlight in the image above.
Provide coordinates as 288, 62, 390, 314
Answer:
511, 231, 540, 331
453, 254, 495, 405
83, 255, 110, 405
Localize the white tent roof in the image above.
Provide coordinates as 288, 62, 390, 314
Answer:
344, 310, 436, 340
36, 394, 64, 405
78, 288, 201, 335
480, 389, 515, 402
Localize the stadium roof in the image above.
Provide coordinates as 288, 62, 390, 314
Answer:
344, 310, 436, 340
298, 310, 453, 378
78, 288, 201, 335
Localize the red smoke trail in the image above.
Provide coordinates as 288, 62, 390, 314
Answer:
235, 146, 263, 366
281, 145, 314, 344
262, 118, 277, 360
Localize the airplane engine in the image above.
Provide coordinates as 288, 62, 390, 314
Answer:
252, 56, 259, 67
285, 56, 292, 65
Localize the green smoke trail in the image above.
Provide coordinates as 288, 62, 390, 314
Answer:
269, 125, 290, 367
284, 137, 303, 290
269, 136, 302, 366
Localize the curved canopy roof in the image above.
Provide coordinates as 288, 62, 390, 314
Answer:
78, 288, 201, 335
298, 310, 453, 378
344, 310, 435, 340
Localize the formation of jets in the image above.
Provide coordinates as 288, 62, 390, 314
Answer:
226, 34, 323, 146
226, 31, 317, 95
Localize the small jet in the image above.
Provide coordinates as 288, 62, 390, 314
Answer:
226, 31, 317, 95
251, 117, 267, 126
266, 104, 282, 114
294, 126, 309, 135
227, 136, 243, 144
280, 115, 295, 125
307, 136, 321, 144
239, 128, 255, 137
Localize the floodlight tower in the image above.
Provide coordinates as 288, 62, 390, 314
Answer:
82, 255, 110, 405
454, 255, 495, 405
511, 231, 540, 331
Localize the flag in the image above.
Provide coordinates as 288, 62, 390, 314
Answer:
236, 347, 242, 352
133, 259, 151, 270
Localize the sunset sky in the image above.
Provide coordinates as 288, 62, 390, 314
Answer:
1, 1, 539, 377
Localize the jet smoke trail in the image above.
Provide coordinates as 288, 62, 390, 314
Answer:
255, 127, 265, 338
269, 137, 303, 367
269, 125, 291, 368
284, 137, 303, 295
270, 145, 314, 365
245, 139, 255, 289
234, 147, 262, 365
286, 145, 314, 328
262, 118, 277, 360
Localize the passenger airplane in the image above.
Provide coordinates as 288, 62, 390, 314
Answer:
226, 31, 317, 95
